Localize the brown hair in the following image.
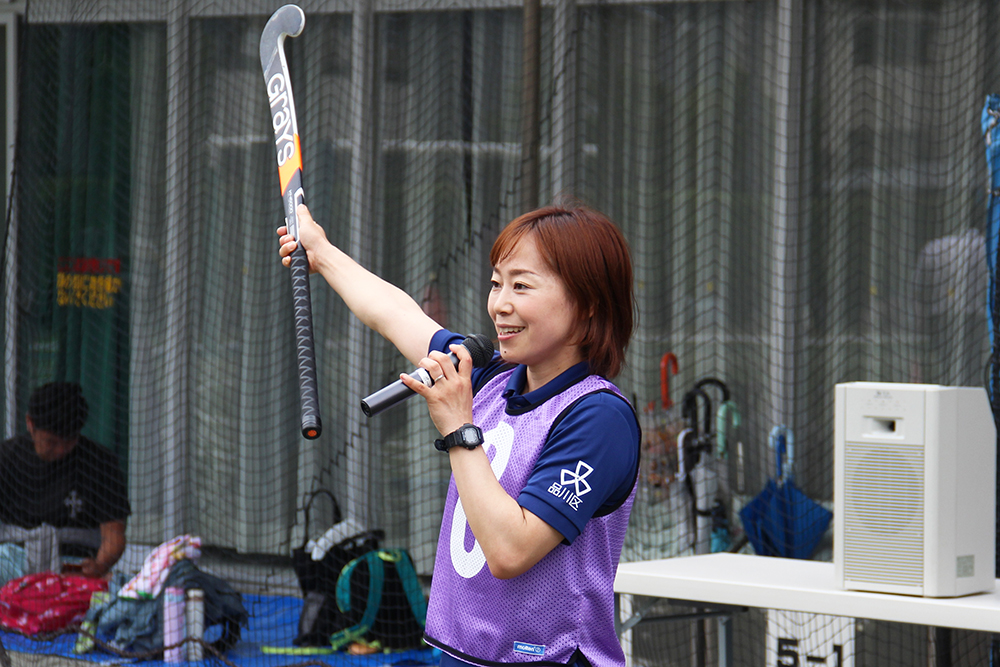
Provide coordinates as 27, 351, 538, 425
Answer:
490, 203, 635, 378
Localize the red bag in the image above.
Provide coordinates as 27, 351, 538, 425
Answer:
0, 572, 107, 635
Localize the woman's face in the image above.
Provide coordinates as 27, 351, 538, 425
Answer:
488, 233, 584, 390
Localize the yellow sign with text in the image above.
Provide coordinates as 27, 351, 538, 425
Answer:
56, 257, 122, 309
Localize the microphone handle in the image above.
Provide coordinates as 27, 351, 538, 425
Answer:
361, 367, 436, 417
361, 338, 484, 417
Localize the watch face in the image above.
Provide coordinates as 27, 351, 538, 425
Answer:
460, 425, 482, 446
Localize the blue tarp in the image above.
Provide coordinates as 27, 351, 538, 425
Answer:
0, 593, 435, 667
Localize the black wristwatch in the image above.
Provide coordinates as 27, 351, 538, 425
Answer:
435, 423, 484, 452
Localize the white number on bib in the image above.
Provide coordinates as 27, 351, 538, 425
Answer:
450, 422, 514, 578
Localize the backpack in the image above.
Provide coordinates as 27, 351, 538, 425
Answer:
329, 547, 427, 650
277, 489, 427, 653
291, 528, 383, 647
271, 538, 427, 653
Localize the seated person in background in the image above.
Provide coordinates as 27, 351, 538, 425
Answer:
0, 382, 130, 578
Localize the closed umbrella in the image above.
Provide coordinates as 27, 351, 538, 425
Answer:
630, 353, 688, 560
711, 399, 740, 552
738, 425, 832, 559
680, 387, 715, 555
639, 353, 681, 490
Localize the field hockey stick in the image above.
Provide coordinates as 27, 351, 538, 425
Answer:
260, 5, 322, 440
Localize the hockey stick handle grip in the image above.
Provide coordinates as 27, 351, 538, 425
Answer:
289, 244, 322, 439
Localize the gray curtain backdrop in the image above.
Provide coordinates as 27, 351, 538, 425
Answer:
9, 1, 993, 572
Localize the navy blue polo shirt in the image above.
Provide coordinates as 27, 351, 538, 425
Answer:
430, 330, 640, 543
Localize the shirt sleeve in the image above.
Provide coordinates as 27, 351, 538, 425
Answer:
429, 328, 462, 355
517, 392, 639, 543
429, 328, 504, 392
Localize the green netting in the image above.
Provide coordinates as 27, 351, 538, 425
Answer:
2, 0, 999, 665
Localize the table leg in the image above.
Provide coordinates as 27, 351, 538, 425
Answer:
718, 614, 732, 667
933, 627, 951, 667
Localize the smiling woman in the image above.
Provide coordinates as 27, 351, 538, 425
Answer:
420, 204, 639, 667
278, 200, 640, 667
488, 205, 635, 385
488, 234, 584, 392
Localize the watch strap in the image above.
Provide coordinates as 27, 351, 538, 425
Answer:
434, 424, 483, 452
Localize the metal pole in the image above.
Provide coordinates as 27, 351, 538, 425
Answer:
550, 0, 576, 197
163, 0, 191, 540
3, 9, 19, 439
346, 0, 376, 528
521, 0, 540, 213
769, 0, 802, 431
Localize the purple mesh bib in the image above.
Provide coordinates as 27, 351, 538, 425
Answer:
424, 370, 636, 666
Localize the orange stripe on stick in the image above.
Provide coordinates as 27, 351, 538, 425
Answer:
278, 135, 302, 195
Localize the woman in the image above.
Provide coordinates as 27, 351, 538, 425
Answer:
278, 201, 640, 667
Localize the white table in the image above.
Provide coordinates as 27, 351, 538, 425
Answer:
614, 553, 1000, 665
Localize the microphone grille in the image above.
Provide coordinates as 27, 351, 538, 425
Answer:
462, 333, 495, 368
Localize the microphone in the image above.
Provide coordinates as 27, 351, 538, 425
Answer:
361, 333, 495, 417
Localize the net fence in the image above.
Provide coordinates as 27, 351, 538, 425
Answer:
1, 0, 999, 665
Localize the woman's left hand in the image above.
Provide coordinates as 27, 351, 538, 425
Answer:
400, 344, 475, 437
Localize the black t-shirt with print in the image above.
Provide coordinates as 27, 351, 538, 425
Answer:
0, 433, 131, 532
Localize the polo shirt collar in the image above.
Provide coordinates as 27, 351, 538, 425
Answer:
501, 361, 593, 415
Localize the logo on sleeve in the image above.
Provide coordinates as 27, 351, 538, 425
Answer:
547, 460, 593, 511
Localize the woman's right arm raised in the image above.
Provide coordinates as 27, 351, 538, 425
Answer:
277, 204, 440, 367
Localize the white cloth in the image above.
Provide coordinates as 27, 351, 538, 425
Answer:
118, 534, 201, 599
0, 523, 61, 575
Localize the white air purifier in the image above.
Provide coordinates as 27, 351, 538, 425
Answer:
834, 382, 996, 597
